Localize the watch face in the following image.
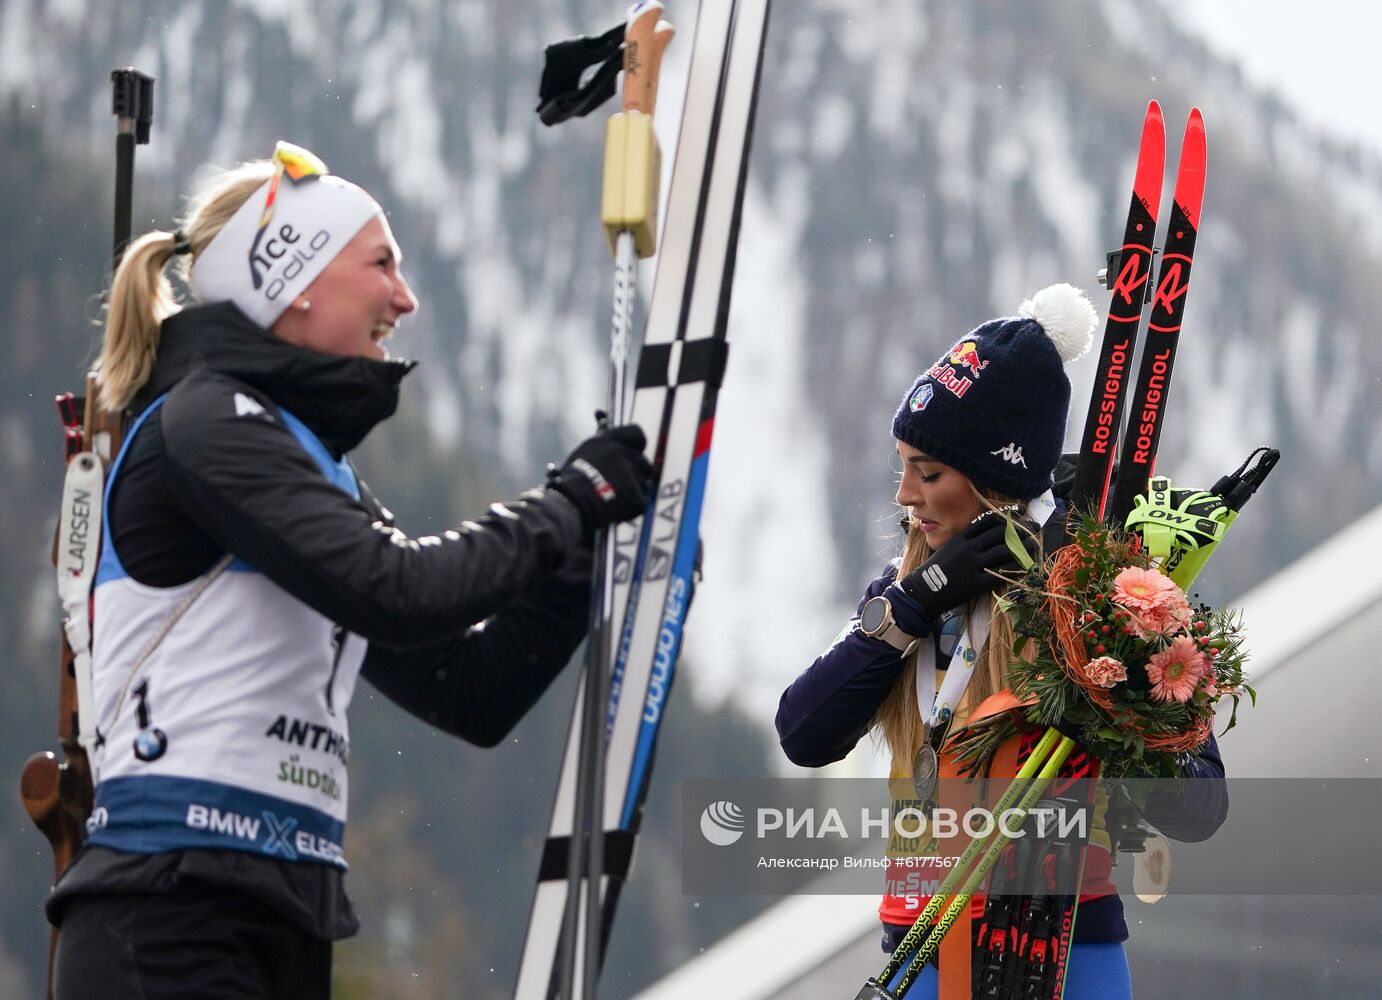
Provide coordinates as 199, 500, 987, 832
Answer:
860, 596, 888, 634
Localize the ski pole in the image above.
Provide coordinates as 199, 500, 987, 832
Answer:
560, 6, 673, 998
890, 736, 1075, 998
862, 728, 1068, 997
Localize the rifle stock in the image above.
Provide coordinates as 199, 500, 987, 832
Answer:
22, 68, 150, 995
21, 373, 127, 997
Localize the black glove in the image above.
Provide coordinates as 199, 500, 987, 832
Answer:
548, 424, 654, 539
884, 511, 1034, 635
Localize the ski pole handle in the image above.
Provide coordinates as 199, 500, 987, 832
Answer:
622, 2, 674, 116
602, 4, 674, 259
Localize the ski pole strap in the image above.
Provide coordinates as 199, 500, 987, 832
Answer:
536, 24, 625, 126
56, 452, 105, 756
1123, 476, 1230, 587
1160, 446, 1280, 590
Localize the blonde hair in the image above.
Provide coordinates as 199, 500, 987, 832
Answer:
95, 161, 275, 413
872, 484, 1039, 775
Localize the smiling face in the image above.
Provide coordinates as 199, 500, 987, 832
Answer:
271, 214, 418, 360
894, 440, 983, 549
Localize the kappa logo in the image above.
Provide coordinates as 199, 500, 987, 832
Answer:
234, 392, 271, 419
991, 442, 1027, 467
920, 565, 948, 593
908, 383, 934, 412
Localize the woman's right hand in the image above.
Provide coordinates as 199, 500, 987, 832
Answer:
886, 512, 1033, 634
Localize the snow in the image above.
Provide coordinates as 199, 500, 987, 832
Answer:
810, 93, 855, 160
207, 34, 256, 171
934, 81, 977, 207
692, 164, 842, 713
1018, 88, 1102, 271
0, 0, 33, 96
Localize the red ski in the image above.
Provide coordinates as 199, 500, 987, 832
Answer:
1105, 109, 1208, 525
1068, 100, 1166, 522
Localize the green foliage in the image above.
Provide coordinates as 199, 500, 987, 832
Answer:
950, 518, 1254, 782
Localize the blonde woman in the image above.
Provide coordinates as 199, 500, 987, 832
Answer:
49, 142, 652, 999
775, 285, 1227, 999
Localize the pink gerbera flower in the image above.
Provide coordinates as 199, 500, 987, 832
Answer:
1112, 566, 1180, 613
1129, 591, 1194, 638
1082, 655, 1127, 689
1145, 636, 1210, 703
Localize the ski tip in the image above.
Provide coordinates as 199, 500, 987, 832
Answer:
1133, 102, 1168, 210
1141, 101, 1167, 151
1186, 106, 1206, 141
1177, 108, 1207, 230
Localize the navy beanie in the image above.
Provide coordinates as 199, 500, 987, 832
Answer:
891, 284, 1097, 499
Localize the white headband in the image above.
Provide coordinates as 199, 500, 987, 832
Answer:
190, 142, 381, 329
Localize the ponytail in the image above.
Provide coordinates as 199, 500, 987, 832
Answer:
94, 161, 276, 414
96, 231, 179, 412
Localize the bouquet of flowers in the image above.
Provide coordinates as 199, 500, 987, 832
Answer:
949, 516, 1254, 780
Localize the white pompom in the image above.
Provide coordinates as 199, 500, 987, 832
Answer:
1018, 283, 1097, 363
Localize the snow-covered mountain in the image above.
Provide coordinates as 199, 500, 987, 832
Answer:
6, 0, 1381, 758
7, 0, 1381, 721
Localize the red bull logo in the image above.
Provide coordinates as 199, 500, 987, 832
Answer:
923, 361, 972, 400
947, 340, 988, 378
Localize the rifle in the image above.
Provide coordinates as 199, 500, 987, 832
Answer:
18, 66, 154, 999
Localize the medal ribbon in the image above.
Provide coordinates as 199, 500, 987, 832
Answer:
913, 490, 1056, 743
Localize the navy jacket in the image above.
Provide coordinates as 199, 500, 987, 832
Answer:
775, 561, 1229, 943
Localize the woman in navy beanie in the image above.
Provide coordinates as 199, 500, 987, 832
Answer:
775, 285, 1228, 999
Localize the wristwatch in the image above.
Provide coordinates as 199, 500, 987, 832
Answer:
858, 595, 920, 655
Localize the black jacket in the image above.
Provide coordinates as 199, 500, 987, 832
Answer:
51, 302, 593, 937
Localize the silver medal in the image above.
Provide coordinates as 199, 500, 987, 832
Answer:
912, 743, 939, 802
